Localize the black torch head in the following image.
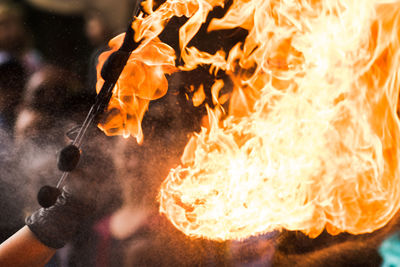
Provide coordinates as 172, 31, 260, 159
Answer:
37, 185, 61, 208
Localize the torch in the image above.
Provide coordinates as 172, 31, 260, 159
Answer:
37, 3, 142, 208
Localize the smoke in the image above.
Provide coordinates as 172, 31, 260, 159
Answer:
0, 128, 25, 242
0, 113, 122, 233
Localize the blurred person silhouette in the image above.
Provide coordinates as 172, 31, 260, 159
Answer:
84, 9, 114, 95
0, 2, 42, 75
0, 52, 26, 135
14, 64, 85, 145
85, 9, 113, 49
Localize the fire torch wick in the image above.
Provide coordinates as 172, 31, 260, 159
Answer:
37, 5, 142, 208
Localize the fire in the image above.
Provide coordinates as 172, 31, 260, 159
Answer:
97, 0, 400, 241
96, 33, 177, 142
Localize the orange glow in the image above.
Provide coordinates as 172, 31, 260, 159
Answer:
97, 0, 400, 241
96, 33, 177, 142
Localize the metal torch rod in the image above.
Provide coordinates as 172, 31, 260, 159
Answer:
38, 2, 143, 207
59, 39, 138, 183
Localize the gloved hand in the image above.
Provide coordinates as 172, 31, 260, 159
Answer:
25, 133, 117, 249
25, 190, 91, 249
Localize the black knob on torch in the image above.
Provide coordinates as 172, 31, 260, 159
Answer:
37, 185, 61, 208
58, 144, 81, 172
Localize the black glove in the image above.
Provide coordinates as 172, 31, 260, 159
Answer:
25, 189, 92, 249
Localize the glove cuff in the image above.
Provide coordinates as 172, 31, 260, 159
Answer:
25, 190, 92, 249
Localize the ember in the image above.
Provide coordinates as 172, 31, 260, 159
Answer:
97, 0, 400, 241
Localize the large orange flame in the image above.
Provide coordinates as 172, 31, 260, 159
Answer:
97, 0, 400, 241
